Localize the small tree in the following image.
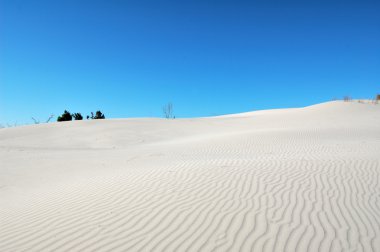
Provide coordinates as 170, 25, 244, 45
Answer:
57, 110, 73, 122
88, 111, 105, 119
93, 111, 105, 119
163, 102, 174, 119
72, 113, 83, 120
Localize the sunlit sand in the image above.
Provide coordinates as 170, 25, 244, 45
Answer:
1, 101, 379, 251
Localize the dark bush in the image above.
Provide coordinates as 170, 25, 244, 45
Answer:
93, 111, 105, 119
87, 111, 105, 119
57, 110, 72, 122
72, 113, 83, 120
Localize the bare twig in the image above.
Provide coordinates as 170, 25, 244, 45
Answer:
343, 96, 352, 102
162, 102, 174, 119
31, 117, 40, 124
46, 114, 54, 123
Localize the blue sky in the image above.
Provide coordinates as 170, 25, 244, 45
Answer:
1, 0, 379, 124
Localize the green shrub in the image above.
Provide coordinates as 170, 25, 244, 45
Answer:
57, 110, 72, 122
93, 111, 105, 119
72, 113, 83, 120
87, 111, 105, 119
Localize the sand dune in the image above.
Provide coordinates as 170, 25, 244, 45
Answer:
1, 101, 380, 252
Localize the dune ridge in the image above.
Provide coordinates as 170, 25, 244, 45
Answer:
1, 101, 380, 252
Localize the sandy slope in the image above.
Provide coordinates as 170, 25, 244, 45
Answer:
1, 101, 380, 252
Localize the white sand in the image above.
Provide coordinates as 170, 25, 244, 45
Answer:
1, 101, 380, 252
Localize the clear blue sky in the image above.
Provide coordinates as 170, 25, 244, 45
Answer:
1, 0, 379, 124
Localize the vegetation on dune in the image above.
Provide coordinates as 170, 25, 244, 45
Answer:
163, 102, 175, 119
343, 96, 352, 102
87, 111, 105, 119
72, 113, 83, 120
31, 114, 55, 124
4, 93, 380, 127
57, 110, 105, 122
57, 110, 73, 122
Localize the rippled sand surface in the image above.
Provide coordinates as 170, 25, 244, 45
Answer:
1, 101, 379, 252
